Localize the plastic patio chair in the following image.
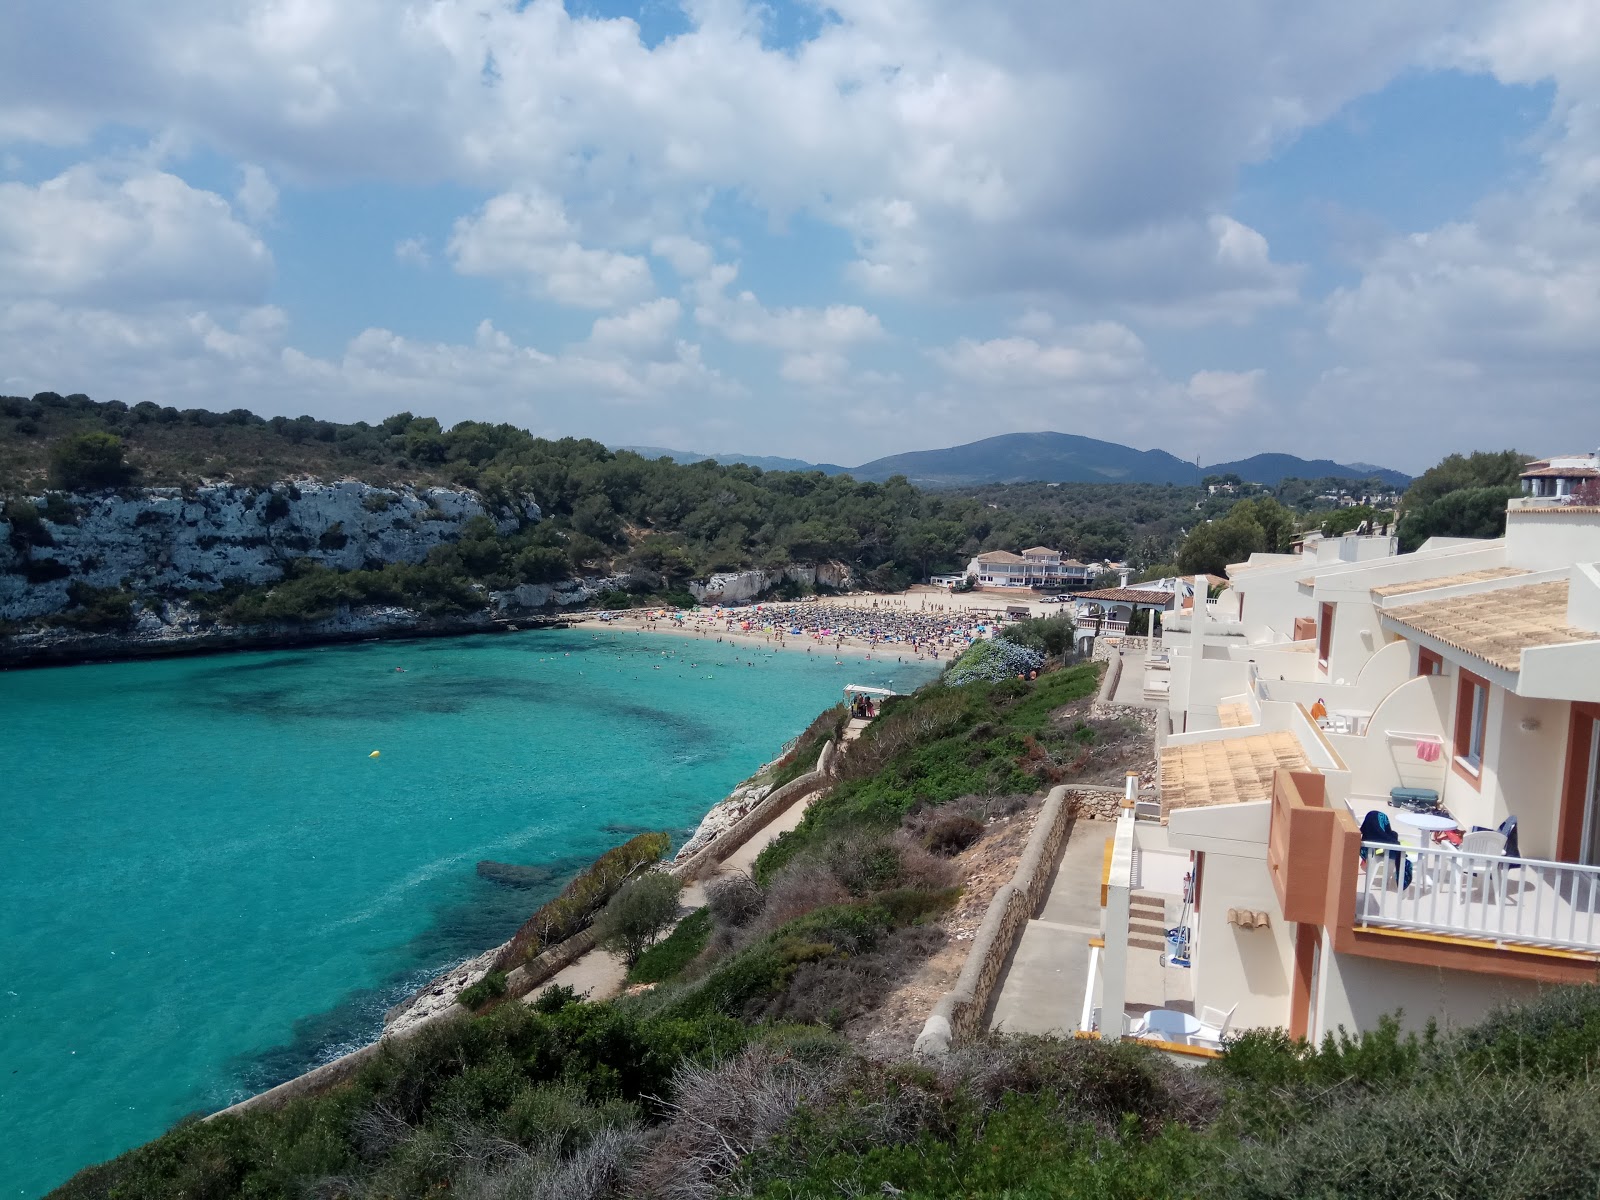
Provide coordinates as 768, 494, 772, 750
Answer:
1455, 829, 1507, 903
1192, 1002, 1238, 1049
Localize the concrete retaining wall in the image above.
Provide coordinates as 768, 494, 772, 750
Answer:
673, 740, 834, 882
914, 785, 1075, 1057
913, 785, 1129, 1057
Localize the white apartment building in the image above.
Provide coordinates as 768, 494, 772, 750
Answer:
1090, 491, 1600, 1052
965, 546, 1096, 590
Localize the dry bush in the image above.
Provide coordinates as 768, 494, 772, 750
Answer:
626, 1045, 844, 1200
350, 1100, 413, 1162
943, 1033, 1223, 1137
704, 871, 763, 928
916, 811, 986, 856
885, 830, 961, 891
704, 858, 849, 960
445, 1124, 650, 1200
764, 924, 948, 1027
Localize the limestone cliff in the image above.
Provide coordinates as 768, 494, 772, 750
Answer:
687, 561, 855, 604
0, 480, 540, 621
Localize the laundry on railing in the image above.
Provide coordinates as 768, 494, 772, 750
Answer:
1415, 738, 1443, 762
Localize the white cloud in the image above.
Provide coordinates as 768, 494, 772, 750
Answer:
1185, 368, 1266, 419
394, 236, 430, 267
448, 191, 654, 309
587, 297, 682, 356
779, 350, 849, 387
1306, 2, 1600, 459
234, 164, 277, 223
0, 0, 1441, 319
0, 164, 271, 306
693, 263, 885, 351
0, 296, 734, 436
930, 322, 1150, 388
650, 235, 714, 277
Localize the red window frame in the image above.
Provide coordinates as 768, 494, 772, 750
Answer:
1417, 646, 1444, 677
1452, 668, 1489, 789
1317, 602, 1334, 671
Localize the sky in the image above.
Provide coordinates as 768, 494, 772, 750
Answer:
1, 1, 1597, 473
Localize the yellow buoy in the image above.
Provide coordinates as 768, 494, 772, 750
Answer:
368, 750, 381, 759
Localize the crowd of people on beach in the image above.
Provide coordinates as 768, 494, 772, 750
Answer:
608, 597, 1000, 662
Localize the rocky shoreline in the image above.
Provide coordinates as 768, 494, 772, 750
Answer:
0, 602, 578, 669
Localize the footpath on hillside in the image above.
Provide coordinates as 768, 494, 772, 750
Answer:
530, 780, 827, 1004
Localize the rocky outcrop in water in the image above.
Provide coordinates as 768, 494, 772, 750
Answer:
0, 479, 541, 622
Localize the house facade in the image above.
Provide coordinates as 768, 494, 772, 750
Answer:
1092, 494, 1600, 1049
1521, 451, 1599, 500
964, 546, 1096, 590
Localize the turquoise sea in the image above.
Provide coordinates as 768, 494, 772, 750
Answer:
0, 628, 935, 1197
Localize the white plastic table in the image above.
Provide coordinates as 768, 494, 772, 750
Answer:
1393, 810, 1456, 849
1139, 1009, 1201, 1040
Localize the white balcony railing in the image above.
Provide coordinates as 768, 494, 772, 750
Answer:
1356, 842, 1600, 953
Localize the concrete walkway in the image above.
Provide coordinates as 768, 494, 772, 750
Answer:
986, 822, 1108, 1036
1110, 652, 1160, 708
529, 784, 822, 1005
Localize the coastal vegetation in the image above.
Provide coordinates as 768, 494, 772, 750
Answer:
593, 874, 686, 967
46, 654, 1600, 1198
58, 982, 1600, 1200
494, 833, 672, 972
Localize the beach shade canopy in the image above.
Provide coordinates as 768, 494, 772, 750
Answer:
844, 685, 897, 697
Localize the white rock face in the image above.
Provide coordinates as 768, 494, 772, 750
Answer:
672, 780, 775, 863
490, 574, 634, 614
687, 561, 856, 604
0, 480, 539, 620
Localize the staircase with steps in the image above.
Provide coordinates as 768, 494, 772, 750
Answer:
1128, 892, 1170, 952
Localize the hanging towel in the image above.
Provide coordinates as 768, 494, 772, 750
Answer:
1416, 739, 1442, 762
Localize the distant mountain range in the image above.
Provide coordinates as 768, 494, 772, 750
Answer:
616, 433, 1410, 489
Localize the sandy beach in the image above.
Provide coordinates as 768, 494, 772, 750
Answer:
569, 586, 1052, 664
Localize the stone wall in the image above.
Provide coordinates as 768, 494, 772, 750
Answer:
673, 740, 835, 882
0, 479, 540, 621
914, 785, 1078, 1056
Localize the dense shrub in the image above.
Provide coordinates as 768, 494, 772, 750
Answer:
51, 999, 745, 1200
1001, 613, 1076, 658
627, 908, 713, 985
704, 872, 765, 928
495, 832, 672, 969
945, 637, 1047, 685
46, 583, 136, 632
49, 431, 136, 490
593, 872, 685, 966
920, 810, 986, 856
457, 970, 509, 1011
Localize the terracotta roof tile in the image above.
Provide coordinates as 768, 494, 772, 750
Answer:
1159, 731, 1311, 818
1370, 567, 1530, 599
1383, 580, 1595, 672
1073, 587, 1175, 604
